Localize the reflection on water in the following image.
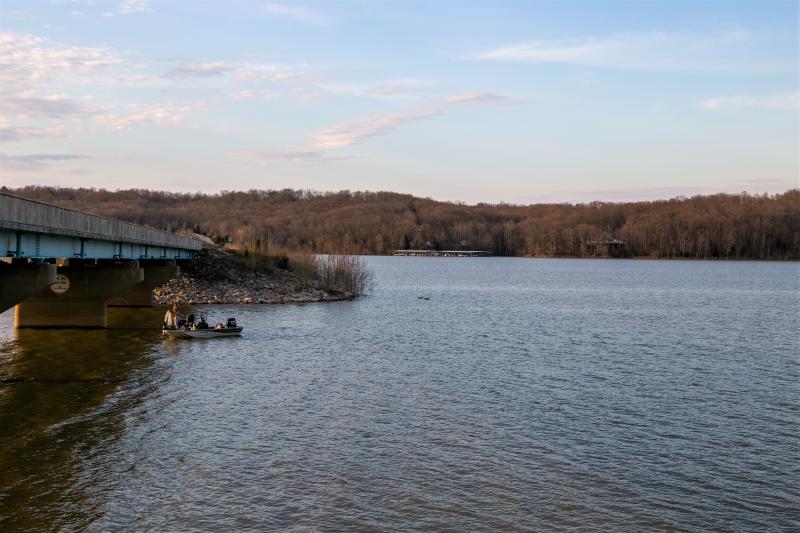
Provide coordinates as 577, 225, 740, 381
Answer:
0, 308, 166, 530
0, 259, 798, 531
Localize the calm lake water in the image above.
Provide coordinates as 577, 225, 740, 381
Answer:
1, 257, 798, 531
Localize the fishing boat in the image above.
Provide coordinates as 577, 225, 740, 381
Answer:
162, 326, 243, 339
162, 317, 243, 339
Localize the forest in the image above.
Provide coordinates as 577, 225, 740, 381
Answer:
4, 186, 799, 260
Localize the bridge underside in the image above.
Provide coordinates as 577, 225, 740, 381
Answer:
107, 259, 180, 307
1, 258, 185, 327
15, 260, 144, 328
0, 260, 57, 314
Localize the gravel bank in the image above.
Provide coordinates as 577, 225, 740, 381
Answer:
153, 249, 353, 304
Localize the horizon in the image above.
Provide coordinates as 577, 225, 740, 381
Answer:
0, 1, 797, 202
5, 183, 797, 209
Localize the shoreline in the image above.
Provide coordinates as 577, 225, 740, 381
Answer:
381, 254, 799, 262
153, 249, 355, 305
153, 275, 354, 305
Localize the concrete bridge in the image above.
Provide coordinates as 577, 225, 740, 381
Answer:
0, 192, 202, 327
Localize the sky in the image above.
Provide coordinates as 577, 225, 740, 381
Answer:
0, 0, 797, 203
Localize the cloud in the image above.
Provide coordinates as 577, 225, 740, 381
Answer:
227, 89, 277, 100
316, 78, 436, 100
476, 31, 786, 71
307, 93, 519, 150
228, 148, 349, 163
95, 102, 205, 129
0, 32, 121, 91
232, 89, 519, 162
443, 91, 520, 106
700, 91, 799, 111
309, 108, 440, 150
161, 60, 309, 85
0, 94, 92, 119
261, 2, 329, 25
0, 119, 66, 143
119, 0, 152, 14
0, 31, 120, 130
0, 152, 90, 169
163, 61, 238, 80
233, 63, 311, 84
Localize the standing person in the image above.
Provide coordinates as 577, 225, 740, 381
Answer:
163, 307, 173, 328
171, 303, 181, 328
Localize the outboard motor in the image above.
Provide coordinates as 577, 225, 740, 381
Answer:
226, 318, 237, 328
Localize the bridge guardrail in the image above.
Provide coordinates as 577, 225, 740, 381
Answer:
0, 192, 202, 250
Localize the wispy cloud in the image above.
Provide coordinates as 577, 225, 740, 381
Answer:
0, 118, 66, 143
96, 102, 205, 129
0, 32, 121, 90
118, 0, 152, 15
0, 31, 120, 134
316, 78, 436, 100
235, 90, 520, 162
0, 152, 90, 169
443, 91, 520, 106
261, 2, 330, 25
700, 91, 799, 111
228, 148, 349, 163
227, 89, 277, 100
476, 30, 787, 71
163, 61, 238, 80
161, 59, 309, 84
0, 94, 92, 119
307, 91, 518, 150
310, 108, 440, 150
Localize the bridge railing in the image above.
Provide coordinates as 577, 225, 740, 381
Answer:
0, 192, 201, 250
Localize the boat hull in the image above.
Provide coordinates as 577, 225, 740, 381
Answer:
162, 327, 243, 339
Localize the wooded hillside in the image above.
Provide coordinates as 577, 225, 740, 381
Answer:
5, 186, 799, 259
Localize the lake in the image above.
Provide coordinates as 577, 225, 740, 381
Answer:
1, 257, 798, 531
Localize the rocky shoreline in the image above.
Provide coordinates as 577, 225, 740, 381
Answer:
153, 249, 353, 305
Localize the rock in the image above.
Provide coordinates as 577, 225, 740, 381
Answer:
152, 248, 354, 306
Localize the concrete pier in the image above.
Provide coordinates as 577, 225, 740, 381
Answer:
15, 260, 144, 328
107, 260, 180, 307
0, 260, 57, 314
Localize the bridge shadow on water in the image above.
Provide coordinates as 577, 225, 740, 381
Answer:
0, 306, 169, 530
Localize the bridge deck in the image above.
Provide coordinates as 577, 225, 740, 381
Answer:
1, 192, 200, 260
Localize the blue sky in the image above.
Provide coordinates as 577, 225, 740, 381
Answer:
0, 0, 797, 202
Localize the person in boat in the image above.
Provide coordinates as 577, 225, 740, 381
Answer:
187, 313, 195, 329
164, 304, 179, 329
196, 316, 209, 329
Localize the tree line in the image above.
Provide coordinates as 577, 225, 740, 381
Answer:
4, 186, 798, 259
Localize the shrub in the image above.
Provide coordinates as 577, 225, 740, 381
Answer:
315, 255, 374, 295
288, 252, 319, 279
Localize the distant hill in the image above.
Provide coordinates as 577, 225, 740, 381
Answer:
4, 186, 798, 260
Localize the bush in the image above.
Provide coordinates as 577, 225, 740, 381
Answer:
271, 252, 290, 270
315, 255, 374, 295
288, 252, 319, 279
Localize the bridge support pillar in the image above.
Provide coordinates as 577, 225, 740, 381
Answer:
108, 260, 180, 307
15, 260, 144, 328
0, 260, 57, 314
